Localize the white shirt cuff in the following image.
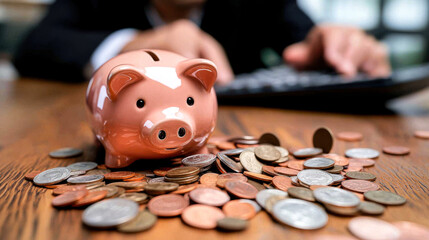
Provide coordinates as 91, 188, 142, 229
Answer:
90, 28, 138, 71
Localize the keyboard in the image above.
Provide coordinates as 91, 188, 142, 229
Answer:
215, 64, 429, 108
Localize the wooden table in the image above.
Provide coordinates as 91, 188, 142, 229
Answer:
1, 78, 429, 240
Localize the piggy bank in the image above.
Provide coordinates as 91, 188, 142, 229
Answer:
86, 49, 218, 168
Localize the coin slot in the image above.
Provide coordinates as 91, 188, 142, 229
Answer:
144, 50, 160, 61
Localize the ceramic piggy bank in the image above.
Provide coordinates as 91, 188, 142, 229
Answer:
86, 49, 218, 168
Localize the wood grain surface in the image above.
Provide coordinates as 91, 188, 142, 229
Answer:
1, 78, 429, 240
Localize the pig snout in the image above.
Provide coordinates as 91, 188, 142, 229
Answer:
147, 119, 193, 151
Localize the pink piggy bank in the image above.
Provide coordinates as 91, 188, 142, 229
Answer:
86, 49, 218, 168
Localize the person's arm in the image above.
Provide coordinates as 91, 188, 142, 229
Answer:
13, 0, 113, 82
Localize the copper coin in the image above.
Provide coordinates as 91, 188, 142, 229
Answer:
341, 179, 380, 193
382, 146, 410, 156
104, 171, 135, 180
322, 154, 349, 167
71, 190, 107, 207
53, 185, 88, 195
262, 165, 280, 176
225, 181, 258, 199
24, 170, 43, 181
345, 171, 376, 181
414, 130, 429, 139
336, 131, 363, 142
181, 204, 225, 229
108, 181, 147, 189
309, 185, 329, 191
171, 183, 198, 194
216, 173, 247, 188
247, 179, 266, 191
278, 161, 289, 167
348, 217, 400, 240
393, 221, 429, 240
216, 141, 236, 150
313, 127, 334, 153
243, 171, 273, 182
123, 173, 146, 182
144, 182, 179, 195
222, 200, 256, 220
215, 158, 228, 174
293, 148, 323, 158
200, 173, 219, 187
147, 194, 189, 217
165, 166, 200, 178
90, 186, 119, 198
189, 187, 230, 206
272, 175, 293, 191
52, 189, 88, 207
273, 167, 300, 176
164, 174, 199, 185
343, 165, 363, 172
44, 184, 68, 189
258, 132, 280, 146
153, 167, 173, 177
348, 158, 375, 167
287, 161, 304, 171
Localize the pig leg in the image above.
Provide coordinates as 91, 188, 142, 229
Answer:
105, 151, 137, 168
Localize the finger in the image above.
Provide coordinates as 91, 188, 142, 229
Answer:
342, 31, 367, 77
283, 42, 312, 68
199, 32, 234, 85
363, 43, 391, 77
321, 28, 350, 75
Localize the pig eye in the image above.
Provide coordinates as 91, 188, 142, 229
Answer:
187, 97, 194, 106
136, 99, 145, 108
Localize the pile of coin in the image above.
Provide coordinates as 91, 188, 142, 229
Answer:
23, 128, 429, 239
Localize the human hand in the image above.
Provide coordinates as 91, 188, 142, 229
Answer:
283, 24, 391, 78
121, 19, 234, 85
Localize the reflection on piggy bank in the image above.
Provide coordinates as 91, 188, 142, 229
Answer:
86, 49, 218, 168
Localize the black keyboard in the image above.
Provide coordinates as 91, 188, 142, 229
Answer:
215, 64, 429, 108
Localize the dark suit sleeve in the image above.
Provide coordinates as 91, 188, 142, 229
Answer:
13, 0, 113, 82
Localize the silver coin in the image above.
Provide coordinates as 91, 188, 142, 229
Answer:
33, 167, 71, 186
69, 170, 86, 176
82, 198, 139, 228
49, 147, 83, 158
148, 177, 165, 183
329, 173, 344, 184
67, 162, 98, 172
345, 148, 380, 159
272, 199, 328, 230
220, 148, 245, 156
239, 199, 261, 213
217, 153, 243, 173
181, 154, 216, 168
313, 187, 360, 207
67, 174, 104, 184
304, 157, 335, 169
239, 151, 264, 174
290, 176, 300, 186
297, 169, 333, 186
293, 148, 323, 158
255, 189, 288, 209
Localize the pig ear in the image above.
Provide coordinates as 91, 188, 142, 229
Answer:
179, 59, 217, 91
107, 65, 144, 100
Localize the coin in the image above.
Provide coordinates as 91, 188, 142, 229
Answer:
217, 217, 248, 231
104, 171, 135, 180
348, 217, 400, 240
336, 131, 363, 142
222, 200, 256, 220
239, 151, 264, 174
265, 195, 288, 213
238, 199, 261, 213
322, 154, 349, 166
304, 157, 335, 169
82, 198, 139, 228
272, 175, 294, 191
52, 189, 88, 207
53, 184, 88, 195
272, 199, 328, 230
256, 189, 288, 209
90, 186, 119, 198
189, 187, 230, 206
382, 146, 410, 156
326, 165, 343, 174
164, 174, 200, 185
345, 148, 379, 159
348, 158, 375, 167
262, 165, 280, 176
345, 171, 376, 181
217, 153, 243, 173
216, 173, 247, 188
287, 161, 304, 171
124, 173, 146, 182
258, 132, 280, 146
220, 148, 246, 156
393, 221, 429, 240
148, 177, 165, 183
147, 194, 189, 217
33, 167, 71, 186
118, 210, 157, 233
414, 130, 429, 139
274, 167, 300, 176
165, 166, 199, 178
313, 127, 334, 153
216, 141, 236, 150
341, 179, 379, 193
225, 181, 258, 199
254, 145, 281, 162
313, 187, 360, 207
86, 169, 111, 175
119, 193, 148, 204
108, 181, 147, 189
293, 148, 323, 158
153, 167, 173, 177
49, 147, 83, 158
66, 162, 97, 172
67, 174, 104, 184
297, 169, 333, 186
329, 173, 344, 184
84, 181, 105, 189
199, 173, 219, 187
364, 190, 407, 205
72, 190, 107, 207
287, 187, 315, 202
359, 201, 385, 215
144, 182, 179, 195
243, 171, 272, 182
182, 153, 216, 168
24, 170, 42, 181
182, 204, 225, 229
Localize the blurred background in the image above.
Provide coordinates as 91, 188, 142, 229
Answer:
0, 0, 428, 81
